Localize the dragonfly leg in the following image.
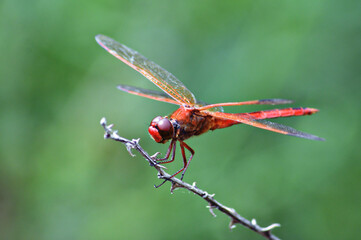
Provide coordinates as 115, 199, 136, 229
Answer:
180, 141, 195, 180
170, 141, 195, 181
156, 139, 176, 164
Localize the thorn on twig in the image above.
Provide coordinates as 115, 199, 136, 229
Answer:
100, 117, 107, 126
260, 223, 281, 232
126, 142, 136, 157
252, 218, 281, 232
207, 203, 217, 217
151, 152, 162, 159
229, 219, 237, 230
158, 164, 167, 169
149, 152, 161, 167
124, 138, 139, 157
251, 218, 257, 226
202, 191, 210, 199
170, 182, 183, 193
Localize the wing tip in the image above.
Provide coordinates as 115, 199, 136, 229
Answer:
116, 84, 130, 92
313, 136, 325, 141
288, 132, 325, 141
95, 34, 109, 50
95, 34, 115, 49
95, 34, 104, 43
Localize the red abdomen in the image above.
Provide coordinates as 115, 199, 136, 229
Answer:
246, 107, 318, 120
210, 107, 319, 130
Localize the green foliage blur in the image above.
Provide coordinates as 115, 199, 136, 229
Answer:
1, 0, 360, 239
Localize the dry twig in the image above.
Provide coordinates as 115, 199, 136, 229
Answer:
100, 117, 281, 240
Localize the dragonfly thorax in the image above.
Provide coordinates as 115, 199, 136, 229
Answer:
148, 116, 175, 143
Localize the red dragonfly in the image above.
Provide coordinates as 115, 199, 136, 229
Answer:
96, 34, 324, 180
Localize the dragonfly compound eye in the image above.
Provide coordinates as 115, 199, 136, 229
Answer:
150, 116, 162, 126
158, 118, 172, 132
148, 117, 174, 143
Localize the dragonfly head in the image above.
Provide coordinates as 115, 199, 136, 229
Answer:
148, 116, 174, 143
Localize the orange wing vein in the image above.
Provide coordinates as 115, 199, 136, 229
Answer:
117, 84, 224, 112
96, 34, 196, 105
117, 84, 181, 105
196, 99, 293, 111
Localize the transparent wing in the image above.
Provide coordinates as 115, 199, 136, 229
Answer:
206, 111, 324, 141
117, 84, 224, 112
96, 34, 196, 105
196, 99, 293, 111
117, 84, 180, 105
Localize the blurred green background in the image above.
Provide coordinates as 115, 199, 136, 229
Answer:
1, 0, 360, 239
